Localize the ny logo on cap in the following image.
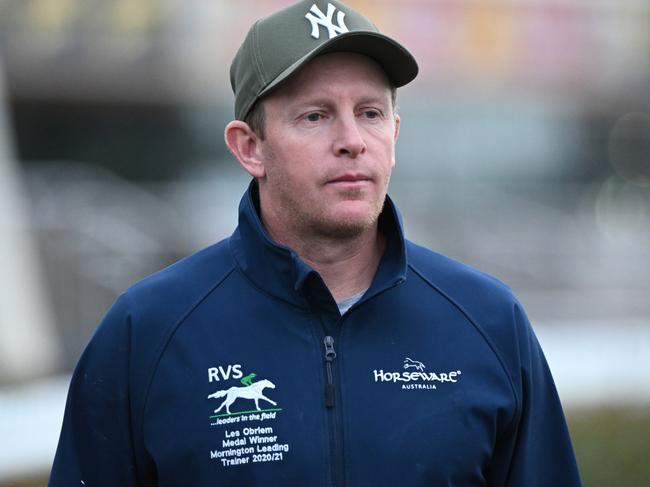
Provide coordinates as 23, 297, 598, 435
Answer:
305, 3, 349, 40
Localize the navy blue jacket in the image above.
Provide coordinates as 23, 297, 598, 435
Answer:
50, 184, 581, 486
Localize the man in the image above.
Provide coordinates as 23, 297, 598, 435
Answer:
49, 1, 582, 486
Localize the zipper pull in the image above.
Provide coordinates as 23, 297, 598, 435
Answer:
324, 336, 336, 408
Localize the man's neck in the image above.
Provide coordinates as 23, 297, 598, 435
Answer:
266, 224, 385, 303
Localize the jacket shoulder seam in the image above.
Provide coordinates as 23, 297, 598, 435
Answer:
134, 263, 237, 439
407, 262, 521, 434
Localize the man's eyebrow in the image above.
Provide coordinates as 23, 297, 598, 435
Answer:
291, 97, 331, 108
355, 96, 390, 106
290, 94, 390, 108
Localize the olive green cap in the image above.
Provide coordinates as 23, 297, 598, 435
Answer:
230, 0, 419, 120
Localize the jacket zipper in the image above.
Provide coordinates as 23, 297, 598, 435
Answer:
323, 336, 336, 408
323, 334, 345, 486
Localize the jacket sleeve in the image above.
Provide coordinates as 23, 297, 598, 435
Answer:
48, 295, 150, 486
490, 303, 582, 486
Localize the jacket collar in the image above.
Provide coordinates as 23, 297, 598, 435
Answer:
229, 181, 407, 309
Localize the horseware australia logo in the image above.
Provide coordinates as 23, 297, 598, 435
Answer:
373, 357, 462, 390
207, 364, 282, 424
305, 3, 349, 40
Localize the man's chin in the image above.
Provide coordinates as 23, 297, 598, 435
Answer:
309, 208, 380, 240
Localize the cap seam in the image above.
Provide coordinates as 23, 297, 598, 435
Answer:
250, 20, 267, 90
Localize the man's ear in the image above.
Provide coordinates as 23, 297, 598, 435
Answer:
224, 120, 266, 179
393, 114, 401, 142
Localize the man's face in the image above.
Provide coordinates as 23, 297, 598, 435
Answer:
256, 52, 400, 240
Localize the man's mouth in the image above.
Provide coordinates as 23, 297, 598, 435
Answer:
328, 173, 372, 185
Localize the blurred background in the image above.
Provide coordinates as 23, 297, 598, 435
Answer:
0, 0, 648, 485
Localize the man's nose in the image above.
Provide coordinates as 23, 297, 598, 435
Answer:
332, 114, 367, 158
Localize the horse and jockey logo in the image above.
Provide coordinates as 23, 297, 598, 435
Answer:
208, 378, 277, 415
207, 367, 281, 420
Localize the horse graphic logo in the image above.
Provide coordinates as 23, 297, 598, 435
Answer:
403, 357, 426, 372
208, 378, 277, 415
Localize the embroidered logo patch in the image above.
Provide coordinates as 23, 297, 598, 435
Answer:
208, 365, 282, 424
207, 365, 289, 467
305, 3, 349, 39
373, 357, 462, 390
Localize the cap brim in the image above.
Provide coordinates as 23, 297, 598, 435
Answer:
258, 30, 418, 100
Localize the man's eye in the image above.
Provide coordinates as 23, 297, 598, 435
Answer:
363, 110, 380, 119
305, 113, 322, 122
